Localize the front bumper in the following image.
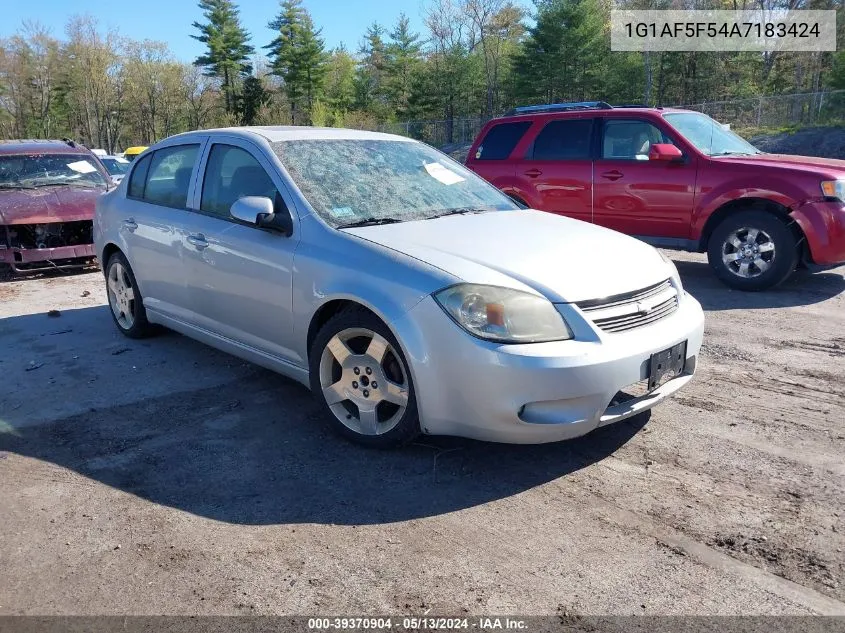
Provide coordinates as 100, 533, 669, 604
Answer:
792, 200, 845, 266
0, 243, 96, 272
393, 292, 704, 444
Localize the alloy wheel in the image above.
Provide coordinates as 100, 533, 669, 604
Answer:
721, 227, 776, 279
107, 261, 136, 330
318, 327, 410, 436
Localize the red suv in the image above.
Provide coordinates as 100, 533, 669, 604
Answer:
465, 102, 845, 290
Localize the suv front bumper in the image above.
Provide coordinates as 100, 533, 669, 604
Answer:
792, 200, 845, 266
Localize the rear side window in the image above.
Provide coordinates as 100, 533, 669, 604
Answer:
140, 145, 200, 209
474, 122, 531, 160
127, 154, 152, 199
531, 119, 593, 160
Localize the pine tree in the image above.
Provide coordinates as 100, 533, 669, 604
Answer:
240, 76, 270, 125
385, 14, 422, 119
266, 0, 328, 124
355, 23, 388, 114
190, 0, 254, 115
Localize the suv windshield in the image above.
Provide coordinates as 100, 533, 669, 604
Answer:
272, 139, 517, 227
0, 153, 109, 189
664, 112, 761, 157
101, 156, 130, 177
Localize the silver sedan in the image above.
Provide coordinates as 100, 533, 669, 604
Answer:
94, 127, 704, 447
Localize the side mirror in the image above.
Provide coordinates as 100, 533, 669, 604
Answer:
230, 196, 293, 237
648, 143, 684, 162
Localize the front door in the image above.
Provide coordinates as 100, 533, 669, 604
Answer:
592, 118, 697, 239
180, 138, 302, 365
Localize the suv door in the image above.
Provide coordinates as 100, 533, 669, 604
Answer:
121, 141, 204, 322
592, 118, 697, 239
511, 117, 595, 223
182, 137, 301, 365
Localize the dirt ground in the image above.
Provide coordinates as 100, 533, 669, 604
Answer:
1, 252, 844, 617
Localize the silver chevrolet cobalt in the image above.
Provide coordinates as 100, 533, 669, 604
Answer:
95, 127, 704, 447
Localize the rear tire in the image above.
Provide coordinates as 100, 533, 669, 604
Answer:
707, 210, 798, 291
309, 307, 420, 448
105, 251, 153, 339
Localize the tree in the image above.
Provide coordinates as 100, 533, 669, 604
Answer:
191, 0, 254, 115
240, 75, 270, 124
355, 22, 388, 114
325, 45, 356, 112
385, 14, 423, 119
266, 0, 328, 124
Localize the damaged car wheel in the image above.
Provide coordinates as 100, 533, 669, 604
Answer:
105, 251, 152, 339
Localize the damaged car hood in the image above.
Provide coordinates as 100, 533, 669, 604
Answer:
0, 185, 104, 225
342, 209, 674, 303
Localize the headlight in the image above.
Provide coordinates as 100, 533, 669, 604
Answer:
821, 180, 845, 201
433, 284, 573, 343
659, 250, 684, 293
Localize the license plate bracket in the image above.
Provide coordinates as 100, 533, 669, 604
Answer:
648, 341, 687, 391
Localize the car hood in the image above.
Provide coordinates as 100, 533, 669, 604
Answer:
0, 185, 102, 225
716, 153, 845, 177
342, 210, 672, 303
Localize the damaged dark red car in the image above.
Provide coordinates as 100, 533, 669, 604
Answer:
0, 139, 111, 273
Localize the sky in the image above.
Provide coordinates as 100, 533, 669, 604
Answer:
0, 0, 431, 60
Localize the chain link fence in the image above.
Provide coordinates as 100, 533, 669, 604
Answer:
377, 90, 845, 148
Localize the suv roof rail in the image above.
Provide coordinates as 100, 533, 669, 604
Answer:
0, 138, 83, 147
503, 101, 613, 116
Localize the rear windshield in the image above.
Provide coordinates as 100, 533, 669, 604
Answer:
272, 139, 517, 227
0, 153, 108, 189
473, 122, 532, 160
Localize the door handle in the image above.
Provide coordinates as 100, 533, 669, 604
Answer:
524, 168, 543, 178
122, 218, 138, 232
601, 170, 624, 181
186, 234, 209, 250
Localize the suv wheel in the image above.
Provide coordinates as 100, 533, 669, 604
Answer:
707, 211, 798, 291
310, 308, 420, 448
105, 251, 153, 338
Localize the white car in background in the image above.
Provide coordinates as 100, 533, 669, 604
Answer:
98, 155, 130, 185
94, 126, 705, 447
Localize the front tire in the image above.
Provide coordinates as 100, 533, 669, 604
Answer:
105, 251, 153, 339
309, 307, 420, 448
707, 210, 798, 291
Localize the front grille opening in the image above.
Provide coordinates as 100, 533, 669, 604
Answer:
577, 279, 679, 334
6, 221, 93, 250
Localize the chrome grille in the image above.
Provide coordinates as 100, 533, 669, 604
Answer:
576, 279, 679, 333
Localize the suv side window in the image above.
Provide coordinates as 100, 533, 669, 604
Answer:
127, 153, 152, 199
474, 122, 531, 160
139, 144, 200, 208
601, 119, 673, 161
200, 144, 279, 218
530, 119, 593, 160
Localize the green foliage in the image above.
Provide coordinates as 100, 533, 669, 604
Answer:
265, 0, 329, 124
191, 0, 254, 114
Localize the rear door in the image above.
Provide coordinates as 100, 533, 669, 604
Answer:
592, 118, 697, 239
120, 140, 205, 321
510, 117, 595, 223
464, 120, 531, 200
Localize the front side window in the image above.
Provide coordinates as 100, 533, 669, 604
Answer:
664, 112, 760, 157
201, 145, 279, 218
273, 139, 517, 227
140, 145, 199, 209
474, 122, 531, 160
601, 120, 674, 160
0, 153, 109, 190
530, 119, 593, 160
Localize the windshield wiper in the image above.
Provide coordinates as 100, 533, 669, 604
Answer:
0, 183, 36, 190
425, 207, 491, 220
337, 217, 404, 229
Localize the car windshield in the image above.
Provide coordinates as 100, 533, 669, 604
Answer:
0, 153, 109, 189
664, 112, 761, 157
101, 157, 130, 176
272, 138, 518, 227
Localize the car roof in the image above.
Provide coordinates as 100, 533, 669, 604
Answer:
493, 106, 691, 123
0, 140, 94, 156
164, 126, 413, 144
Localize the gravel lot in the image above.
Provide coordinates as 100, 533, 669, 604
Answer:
1, 253, 844, 616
